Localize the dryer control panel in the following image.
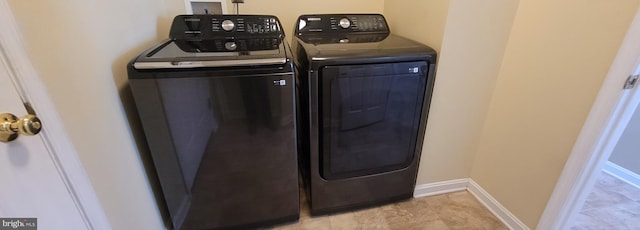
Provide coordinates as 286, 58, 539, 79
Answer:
170, 15, 283, 40
295, 14, 389, 35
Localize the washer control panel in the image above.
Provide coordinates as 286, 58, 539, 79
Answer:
295, 14, 389, 35
173, 37, 282, 52
170, 15, 283, 40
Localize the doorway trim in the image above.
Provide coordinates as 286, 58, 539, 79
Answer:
537, 6, 640, 229
0, 1, 110, 229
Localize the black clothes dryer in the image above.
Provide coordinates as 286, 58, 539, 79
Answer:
128, 15, 298, 229
292, 14, 437, 215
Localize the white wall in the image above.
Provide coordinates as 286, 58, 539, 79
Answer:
470, 0, 640, 227
7, 0, 167, 229
387, 1, 640, 228
384, 0, 450, 53
609, 103, 640, 175
386, 0, 520, 185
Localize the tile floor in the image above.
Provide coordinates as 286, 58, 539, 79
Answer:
271, 191, 507, 230
571, 171, 640, 230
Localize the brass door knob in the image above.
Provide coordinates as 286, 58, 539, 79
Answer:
0, 113, 42, 143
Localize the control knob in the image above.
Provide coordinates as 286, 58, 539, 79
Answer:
339, 18, 351, 29
221, 20, 235, 31
225, 42, 237, 51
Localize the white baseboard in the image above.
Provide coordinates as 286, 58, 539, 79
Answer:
414, 178, 529, 230
603, 161, 640, 189
467, 180, 529, 230
413, 178, 469, 198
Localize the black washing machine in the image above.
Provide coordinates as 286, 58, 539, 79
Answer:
292, 14, 437, 215
128, 15, 299, 229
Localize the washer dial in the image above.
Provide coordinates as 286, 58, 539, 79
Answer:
225, 42, 237, 51
339, 18, 351, 29
221, 20, 235, 31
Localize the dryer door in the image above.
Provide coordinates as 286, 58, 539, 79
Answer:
319, 61, 429, 180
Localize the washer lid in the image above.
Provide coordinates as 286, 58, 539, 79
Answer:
133, 38, 288, 69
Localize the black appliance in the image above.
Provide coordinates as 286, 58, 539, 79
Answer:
292, 14, 437, 215
128, 15, 299, 229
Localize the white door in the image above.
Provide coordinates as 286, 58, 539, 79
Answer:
0, 34, 88, 230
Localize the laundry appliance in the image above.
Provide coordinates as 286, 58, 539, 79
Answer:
128, 14, 299, 229
292, 14, 437, 215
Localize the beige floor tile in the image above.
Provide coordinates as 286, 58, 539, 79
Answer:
424, 192, 507, 230
271, 222, 302, 230
572, 171, 640, 230
272, 217, 331, 230
418, 219, 451, 230
383, 200, 444, 229
329, 212, 360, 230
299, 217, 332, 230
351, 207, 391, 229
274, 191, 507, 230
583, 183, 633, 210
598, 173, 640, 201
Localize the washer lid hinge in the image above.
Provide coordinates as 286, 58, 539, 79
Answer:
624, 74, 639, 90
